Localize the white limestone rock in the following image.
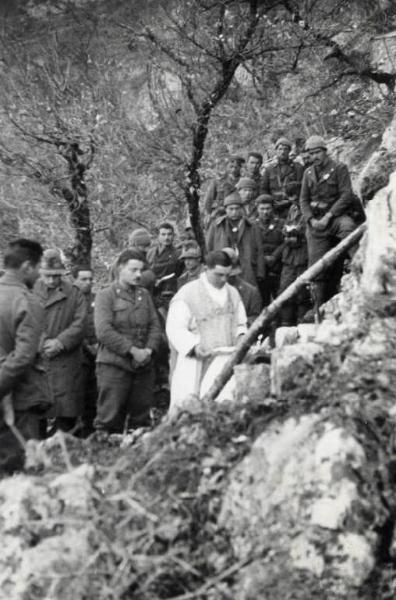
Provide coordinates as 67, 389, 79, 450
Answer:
0, 465, 95, 599
219, 416, 378, 596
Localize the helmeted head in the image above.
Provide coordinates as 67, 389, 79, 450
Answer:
40, 248, 66, 289
181, 243, 201, 272
128, 228, 151, 253
305, 135, 327, 167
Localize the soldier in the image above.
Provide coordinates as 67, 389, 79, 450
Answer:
72, 265, 97, 437
109, 228, 156, 293
34, 249, 86, 434
206, 191, 264, 287
94, 250, 162, 433
255, 194, 285, 306
0, 239, 51, 474
278, 200, 311, 326
147, 222, 184, 310
177, 244, 204, 290
300, 135, 356, 306
127, 228, 156, 293
203, 153, 245, 225
236, 177, 259, 218
261, 137, 304, 218
223, 248, 262, 325
245, 152, 264, 190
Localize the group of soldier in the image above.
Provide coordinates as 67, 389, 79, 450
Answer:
0, 134, 364, 474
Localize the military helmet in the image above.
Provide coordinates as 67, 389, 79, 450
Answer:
275, 136, 292, 149
181, 244, 201, 259
41, 249, 66, 275
305, 135, 327, 151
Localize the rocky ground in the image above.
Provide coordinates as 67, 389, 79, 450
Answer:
1, 175, 396, 600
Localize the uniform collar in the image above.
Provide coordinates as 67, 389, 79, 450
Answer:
0, 271, 29, 290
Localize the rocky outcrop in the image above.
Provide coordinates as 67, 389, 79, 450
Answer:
0, 463, 95, 599
217, 170, 396, 598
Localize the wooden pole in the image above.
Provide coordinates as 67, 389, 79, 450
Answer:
202, 223, 366, 403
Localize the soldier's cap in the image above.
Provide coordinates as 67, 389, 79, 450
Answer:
275, 137, 292, 149
128, 228, 151, 247
256, 194, 274, 206
229, 154, 245, 164
224, 191, 243, 207
305, 135, 327, 151
221, 247, 242, 275
41, 249, 66, 275
181, 244, 201, 259
236, 177, 257, 191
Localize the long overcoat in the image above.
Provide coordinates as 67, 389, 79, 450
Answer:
206, 215, 265, 286
34, 278, 86, 417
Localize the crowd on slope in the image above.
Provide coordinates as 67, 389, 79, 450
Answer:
0, 135, 365, 474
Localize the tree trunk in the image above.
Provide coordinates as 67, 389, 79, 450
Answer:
61, 143, 92, 265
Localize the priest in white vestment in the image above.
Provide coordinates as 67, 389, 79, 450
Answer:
166, 250, 247, 415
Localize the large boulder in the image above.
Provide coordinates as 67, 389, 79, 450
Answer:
219, 416, 384, 598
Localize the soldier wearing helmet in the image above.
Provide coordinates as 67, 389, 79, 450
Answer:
177, 244, 204, 290
300, 135, 357, 306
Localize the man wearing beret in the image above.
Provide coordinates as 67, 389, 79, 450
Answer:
34, 249, 86, 433
261, 137, 304, 218
300, 135, 357, 306
255, 194, 285, 306
236, 177, 260, 218
203, 153, 245, 227
206, 191, 264, 287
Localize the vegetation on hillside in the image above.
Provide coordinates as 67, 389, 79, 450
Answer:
0, 0, 395, 262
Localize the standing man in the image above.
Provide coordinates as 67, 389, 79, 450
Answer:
177, 244, 204, 290
203, 153, 245, 226
300, 135, 356, 306
278, 201, 311, 326
206, 191, 264, 287
0, 239, 51, 474
94, 250, 162, 433
72, 265, 97, 437
255, 194, 285, 306
261, 137, 304, 218
34, 249, 86, 433
166, 250, 247, 415
222, 248, 262, 325
236, 177, 260, 218
245, 151, 264, 189
147, 222, 184, 309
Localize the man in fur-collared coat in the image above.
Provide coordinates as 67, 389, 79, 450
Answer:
206, 191, 264, 287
